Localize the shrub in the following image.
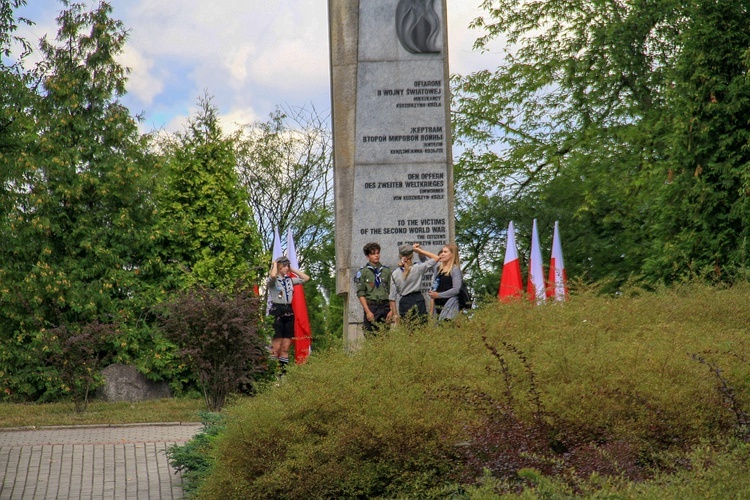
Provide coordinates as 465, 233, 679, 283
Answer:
191, 283, 750, 497
47, 321, 120, 412
193, 330, 472, 499
167, 411, 226, 495
156, 285, 266, 411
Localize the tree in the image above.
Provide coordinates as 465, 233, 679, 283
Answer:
646, 0, 750, 281
235, 106, 333, 258
0, 0, 35, 162
0, 1, 163, 401
235, 106, 341, 347
157, 286, 266, 412
153, 95, 263, 291
451, 0, 750, 287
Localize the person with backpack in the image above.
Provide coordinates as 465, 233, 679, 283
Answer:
427, 243, 463, 321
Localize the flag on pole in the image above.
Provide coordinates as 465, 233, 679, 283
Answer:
267, 228, 283, 314
547, 220, 568, 301
527, 219, 546, 304
287, 229, 312, 364
498, 221, 524, 301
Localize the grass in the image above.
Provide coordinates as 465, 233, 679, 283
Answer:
0, 397, 205, 428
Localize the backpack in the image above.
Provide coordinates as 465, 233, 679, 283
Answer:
458, 282, 473, 310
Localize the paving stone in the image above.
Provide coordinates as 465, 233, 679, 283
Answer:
0, 424, 201, 500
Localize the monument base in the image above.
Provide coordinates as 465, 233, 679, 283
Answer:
342, 295, 366, 351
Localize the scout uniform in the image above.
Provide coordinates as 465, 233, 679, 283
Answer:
356, 262, 392, 333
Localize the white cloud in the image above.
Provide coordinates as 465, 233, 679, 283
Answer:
219, 107, 263, 135
18, 0, 503, 131
447, 2, 505, 76
226, 45, 256, 87
118, 46, 164, 106
250, 38, 328, 91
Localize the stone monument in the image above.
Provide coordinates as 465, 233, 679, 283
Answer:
95, 364, 171, 403
329, 0, 454, 347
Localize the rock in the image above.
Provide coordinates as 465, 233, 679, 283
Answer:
96, 364, 171, 402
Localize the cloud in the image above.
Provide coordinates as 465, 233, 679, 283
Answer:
447, 3, 505, 76
119, 0, 330, 126
219, 107, 264, 135
118, 46, 164, 106
18, 0, 503, 132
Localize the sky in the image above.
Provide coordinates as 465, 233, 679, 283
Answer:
16, 1, 503, 134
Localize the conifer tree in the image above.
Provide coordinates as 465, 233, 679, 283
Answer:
0, 2, 159, 400
154, 96, 263, 291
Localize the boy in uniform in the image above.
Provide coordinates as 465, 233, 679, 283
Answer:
355, 242, 392, 335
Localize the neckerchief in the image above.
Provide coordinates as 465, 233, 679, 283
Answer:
366, 264, 382, 288
277, 276, 292, 303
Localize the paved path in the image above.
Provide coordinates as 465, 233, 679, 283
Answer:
0, 423, 202, 500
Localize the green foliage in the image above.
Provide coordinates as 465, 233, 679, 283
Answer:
188, 284, 750, 497
453, 0, 750, 288
0, 1, 160, 401
646, 0, 750, 281
0, 1, 35, 163
156, 285, 267, 411
154, 96, 263, 292
167, 412, 226, 495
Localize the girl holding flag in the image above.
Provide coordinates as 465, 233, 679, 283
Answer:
268, 256, 309, 375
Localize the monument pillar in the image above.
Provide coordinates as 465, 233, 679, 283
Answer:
329, 0, 454, 348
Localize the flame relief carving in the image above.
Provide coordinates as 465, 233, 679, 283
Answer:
395, 0, 441, 54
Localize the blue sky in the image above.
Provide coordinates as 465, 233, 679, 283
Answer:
15, 1, 502, 134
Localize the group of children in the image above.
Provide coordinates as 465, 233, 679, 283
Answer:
355, 241, 463, 335
265, 241, 463, 375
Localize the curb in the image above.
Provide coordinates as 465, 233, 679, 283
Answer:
0, 421, 203, 432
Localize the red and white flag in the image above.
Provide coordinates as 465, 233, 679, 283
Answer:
498, 221, 524, 301
527, 219, 546, 304
287, 229, 312, 364
547, 220, 568, 301
267, 227, 283, 315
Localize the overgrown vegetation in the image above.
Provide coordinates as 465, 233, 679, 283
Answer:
157, 286, 266, 411
172, 283, 750, 497
46, 321, 120, 412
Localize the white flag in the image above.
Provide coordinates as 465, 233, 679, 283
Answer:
527, 219, 546, 304
267, 227, 283, 314
547, 220, 568, 301
286, 228, 300, 269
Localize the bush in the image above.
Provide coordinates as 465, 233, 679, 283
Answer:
190, 282, 750, 497
167, 411, 226, 495
47, 321, 120, 412
156, 285, 266, 411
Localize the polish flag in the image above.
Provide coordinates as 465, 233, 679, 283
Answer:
527, 219, 546, 304
287, 229, 312, 364
498, 221, 524, 301
267, 227, 283, 315
547, 221, 568, 301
